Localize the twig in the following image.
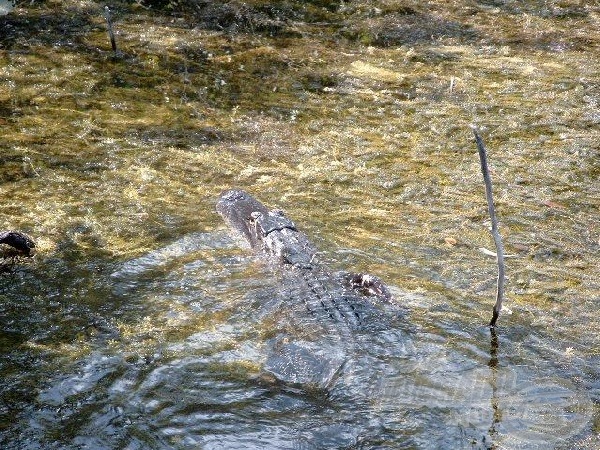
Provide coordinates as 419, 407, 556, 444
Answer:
104, 6, 118, 55
472, 127, 506, 327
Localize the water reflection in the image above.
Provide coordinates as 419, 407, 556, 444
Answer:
11, 235, 591, 449
487, 328, 501, 448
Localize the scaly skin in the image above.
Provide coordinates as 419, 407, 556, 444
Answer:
216, 190, 403, 389
216, 189, 391, 327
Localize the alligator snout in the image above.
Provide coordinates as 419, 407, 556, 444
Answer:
217, 189, 271, 247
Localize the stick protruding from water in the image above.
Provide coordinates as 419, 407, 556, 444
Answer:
472, 127, 506, 328
104, 6, 118, 55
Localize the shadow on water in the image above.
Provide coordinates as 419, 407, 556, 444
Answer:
0, 3, 99, 49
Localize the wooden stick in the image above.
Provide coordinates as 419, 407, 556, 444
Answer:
472, 127, 506, 327
104, 6, 118, 55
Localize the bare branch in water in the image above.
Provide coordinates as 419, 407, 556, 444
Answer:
471, 127, 506, 328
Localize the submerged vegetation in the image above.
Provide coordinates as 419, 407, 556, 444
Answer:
1, 0, 599, 447
1, 0, 597, 298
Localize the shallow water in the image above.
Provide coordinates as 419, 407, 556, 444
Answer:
1, 1, 599, 449
0, 1, 14, 17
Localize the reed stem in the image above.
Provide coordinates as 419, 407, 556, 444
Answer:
472, 127, 506, 327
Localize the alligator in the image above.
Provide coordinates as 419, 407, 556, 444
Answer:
217, 189, 408, 388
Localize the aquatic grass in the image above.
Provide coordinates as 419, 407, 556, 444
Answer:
0, 4, 598, 448
0, 0, 598, 365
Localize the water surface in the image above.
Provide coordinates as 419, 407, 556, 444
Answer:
1, 1, 598, 448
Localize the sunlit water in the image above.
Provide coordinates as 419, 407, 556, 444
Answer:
1, 1, 599, 449
1, 231, 595, 449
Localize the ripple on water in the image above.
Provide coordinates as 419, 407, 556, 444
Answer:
28, 318, 593, 448
19, 233, 596, 449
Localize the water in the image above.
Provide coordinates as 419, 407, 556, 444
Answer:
1, 228, 592, 449
1, 1, 599, 449
0, 1, 14, 17
3, 231, 594, 449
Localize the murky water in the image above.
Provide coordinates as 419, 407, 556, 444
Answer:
0, 2, 14, 17
1, 1, 599, 449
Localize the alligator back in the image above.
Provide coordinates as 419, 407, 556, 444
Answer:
217, 190, 410, 389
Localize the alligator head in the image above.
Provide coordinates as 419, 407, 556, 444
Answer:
217, 190, 316, 268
